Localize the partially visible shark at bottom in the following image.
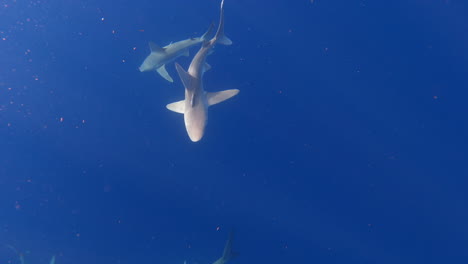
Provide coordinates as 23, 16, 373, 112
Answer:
212, 231, 238, 264
166, 0, 239, 142
4, 244, 55, 264
139, 24, 214, 82
183, 231, 238, 264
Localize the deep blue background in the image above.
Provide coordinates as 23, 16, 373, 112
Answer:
1, 0, 468, 263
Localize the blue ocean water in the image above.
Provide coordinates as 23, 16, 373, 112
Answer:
1, 0, 468, 263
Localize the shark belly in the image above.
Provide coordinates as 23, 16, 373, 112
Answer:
183, 95, 208, 142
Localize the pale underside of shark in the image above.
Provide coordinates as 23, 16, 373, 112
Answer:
166, 0, 239, 142
139, 24, 214, 82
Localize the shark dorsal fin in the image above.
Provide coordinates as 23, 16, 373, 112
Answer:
206, 89, 239, 106
149, 42, 166, 54
175, 63, 196, 90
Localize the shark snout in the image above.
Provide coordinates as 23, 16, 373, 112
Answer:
187, 128, 204, 142
139, 65, 148, 72
185, 118, 206, 142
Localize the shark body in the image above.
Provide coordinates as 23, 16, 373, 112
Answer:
212, 231, 238, 264
166, 0, 239, 142
139, 25, 214, 82
183, 231, 238, 264
4, 244, 55, 264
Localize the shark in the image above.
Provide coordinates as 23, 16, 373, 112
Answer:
166, 0, 239, 142
139, 24, 214, 82
4, 244, 55, 264
183, 231, 238, 264
212, 231, 238, 264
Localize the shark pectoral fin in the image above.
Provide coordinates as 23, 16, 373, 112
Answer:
203, 62, 211, 72
166, 100, 185, 114
175, 63, 196, 90
207, 89, 239, 106
149, 41, 166, 54
49, 255, 56, 264
156, 65, 173, 82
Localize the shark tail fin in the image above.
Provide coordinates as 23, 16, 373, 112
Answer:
220, 230, 239, 262
213, 0, 232, 45
201, 22, 215, 41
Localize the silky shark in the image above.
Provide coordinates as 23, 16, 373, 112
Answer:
139, 24, 214, 82
183, 231, 238, 264
4, 244, 55, 264
166, 0, 239, 142
212, 231, 238, 264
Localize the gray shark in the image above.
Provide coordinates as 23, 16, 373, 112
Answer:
183, 231, 238, 264
166, 0, 239, 142
139, 24, 214, 82
4, 244, 55, 264
213, 231, 238, 264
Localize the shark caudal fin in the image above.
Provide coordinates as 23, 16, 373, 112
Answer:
213, 0, 232, 45
201, 22, 215, 41
207, 89, 239, 106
